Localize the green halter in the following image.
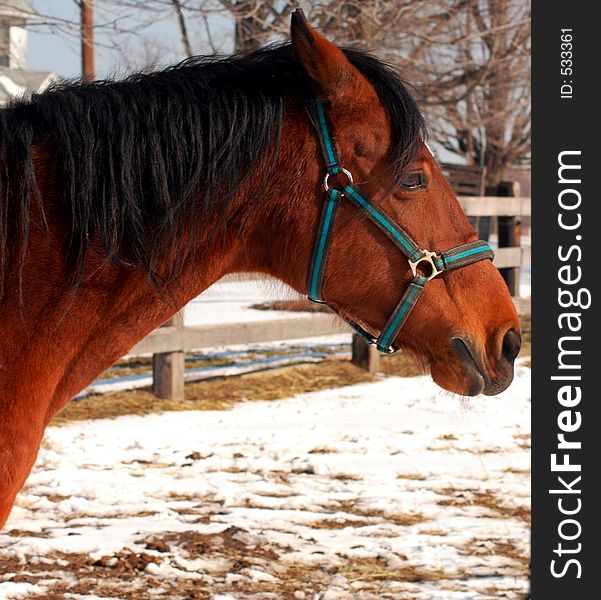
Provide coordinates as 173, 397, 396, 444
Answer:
306, 99, 494, 353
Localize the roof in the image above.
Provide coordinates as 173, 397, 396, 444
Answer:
0, 66, 57, 103
0, 1, 37, 19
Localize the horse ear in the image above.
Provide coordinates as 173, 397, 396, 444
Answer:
290, 8, 359, 98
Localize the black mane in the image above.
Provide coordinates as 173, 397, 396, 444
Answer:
0, 43, 425, 293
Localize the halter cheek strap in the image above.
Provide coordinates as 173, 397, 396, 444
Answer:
306, 99, 494, 353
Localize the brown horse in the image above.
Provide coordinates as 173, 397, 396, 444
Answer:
0, 11, 520, 528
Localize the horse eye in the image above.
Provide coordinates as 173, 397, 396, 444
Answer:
400, 171, 426, 191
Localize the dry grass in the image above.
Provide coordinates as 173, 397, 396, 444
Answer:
54, 351, 426, 424
328, 500, 428, 527
53, 359, 376, 424
308, 446, 339, 454
514, 432, 531, 450
458, 538, 529, 570
331, 472, 363, 481
304, 518, 374, 530
436, 487, 530, 524
396, 473, 427, 481
503, 466, 530, 475
6, 529, 47, 538
418, 528, 449, 536
339, 557, 456, 583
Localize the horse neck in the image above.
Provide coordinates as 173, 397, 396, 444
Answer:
0, 110, 318, 424
0, 102, 321, 531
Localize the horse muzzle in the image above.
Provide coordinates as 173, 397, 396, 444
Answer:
450, 328, 521, 396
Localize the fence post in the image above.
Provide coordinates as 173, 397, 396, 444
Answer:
351, 334, 380, 374
497, 181, 521, 296
152, 312, 185, 401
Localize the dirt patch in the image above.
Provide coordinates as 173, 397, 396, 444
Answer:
158, 526, 284, 565
3, 528, 418, 599
6, 529, 46, 538
331, 473, 362, 481
1, 550, 182, 600
0, 540, 491, 600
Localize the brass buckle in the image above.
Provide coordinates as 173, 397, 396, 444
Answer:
409, 250, 443, 281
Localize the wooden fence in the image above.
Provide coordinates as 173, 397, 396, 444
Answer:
126, 194, 531, 400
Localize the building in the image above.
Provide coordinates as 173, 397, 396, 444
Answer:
0, 0, 58, 105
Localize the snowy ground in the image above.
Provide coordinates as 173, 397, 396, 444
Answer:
1, 365, 530, 599
184, 279, 304, 326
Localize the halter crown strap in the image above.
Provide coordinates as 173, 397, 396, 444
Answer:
306, 99, 494, 353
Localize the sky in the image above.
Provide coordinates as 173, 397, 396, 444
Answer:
26, 0, 232, 79
27, 0, 82, 77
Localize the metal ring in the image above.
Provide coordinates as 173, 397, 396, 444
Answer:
323, 168, 353, 192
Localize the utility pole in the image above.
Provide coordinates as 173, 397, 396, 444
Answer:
81, 0, 94, 82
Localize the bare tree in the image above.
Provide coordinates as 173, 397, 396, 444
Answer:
217, 0, 298, 52
409, 0, 530, 187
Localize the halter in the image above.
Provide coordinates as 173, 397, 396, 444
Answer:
306, 99, 494, 353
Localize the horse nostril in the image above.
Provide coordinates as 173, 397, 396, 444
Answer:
501, 328, 521, 363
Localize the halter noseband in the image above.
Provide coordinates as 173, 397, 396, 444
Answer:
306, 99, 494, 353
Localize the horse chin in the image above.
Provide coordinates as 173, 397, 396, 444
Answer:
430, 350, 515, 397
429, 341, 487, 396
431, 361, 485, 397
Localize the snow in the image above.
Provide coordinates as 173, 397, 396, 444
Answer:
1, 365, 531, 598
0, 76, 27, 99
184, 278, 305, 325
0, 583, 45, 599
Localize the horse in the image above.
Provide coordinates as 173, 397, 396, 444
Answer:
0, 10, 520, 528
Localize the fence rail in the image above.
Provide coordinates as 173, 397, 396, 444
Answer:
458, 196, 531, 216
132, 314, 341, 356
121, 195, 531, 400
